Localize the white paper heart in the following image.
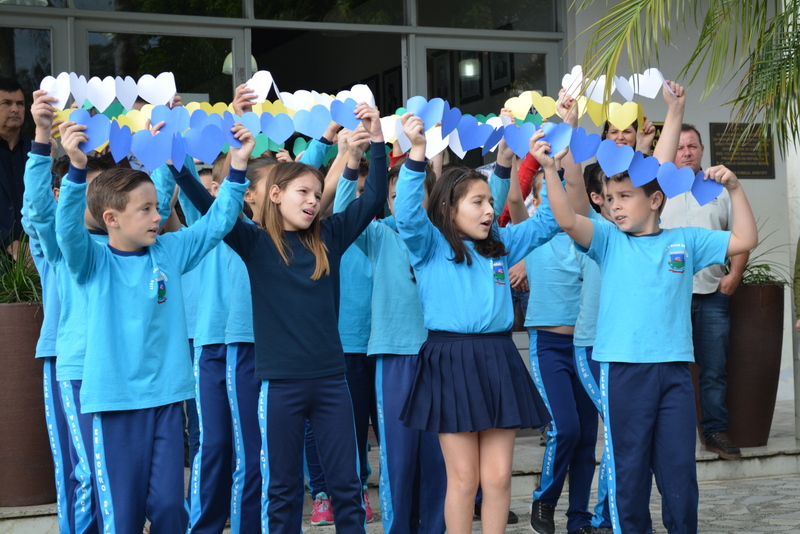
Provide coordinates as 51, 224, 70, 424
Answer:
485, 116, 505, 129
614, 76, 634, 102
280, 90, 315, 111
630, 68, 664, 99
561, 65, 584, 97
115, 76, 139, 110
245, 70, 275, 103
380, 115, 398, 143
69, 72, 88, 108
86, 76, 117, 112
425, 126, 449, 159
394, 117, 412, 153
40, 72, 71, 111
349, 84, 375, 107
585, 75, 615, 103
335, 90, 354, 102
137, 72, 177, 106
312, 90, 334, 109
448, 130, 467, 159
500, 114, 514, 127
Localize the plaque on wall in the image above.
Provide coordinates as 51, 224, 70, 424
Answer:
709, 122, 775, 179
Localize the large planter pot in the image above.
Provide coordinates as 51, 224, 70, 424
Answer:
0, 302, 53, 506
725, 284, 784, 447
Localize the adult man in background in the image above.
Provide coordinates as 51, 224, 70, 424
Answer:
661, 123, 749, 460
0, 77, 30, 259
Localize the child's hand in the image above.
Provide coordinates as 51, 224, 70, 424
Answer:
229, 124, 255, 170
276, 148, 293, 163
322, 121, 341, 144
663, 80, 685, 108
337, 128, 352, 157
637, 117, 656, 153
529, 129, 567, 169
704, 165, 740, 191
58, 121, 89, 169
355, 103, 383, 143
232, 84, 257, 115
349, 124, 370, 158
169, 94, 184, 109
556, 89, 578, 127
31, 90, 58, 131
496, 137, 514, 167
401, 113, 425, 148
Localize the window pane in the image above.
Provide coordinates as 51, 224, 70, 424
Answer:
418, 0, 556, 32
427, 47, 547, 166
89, 32, 232, 104
251, 28, 402, 112
253, 0, 403, 25
76, 0, 242, 18
0, 27, 51, 138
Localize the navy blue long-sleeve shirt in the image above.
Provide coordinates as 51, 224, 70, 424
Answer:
175, 143, 387, 380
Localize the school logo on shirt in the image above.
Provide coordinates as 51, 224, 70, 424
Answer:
491, 258, 506, 285
665, 244, 687, 273
149, 269, 169, 304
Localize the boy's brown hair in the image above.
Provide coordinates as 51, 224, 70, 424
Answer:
87, 168, 153, 231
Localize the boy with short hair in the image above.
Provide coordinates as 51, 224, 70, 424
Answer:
55, 120, 252, 533
532, 129, 757, 534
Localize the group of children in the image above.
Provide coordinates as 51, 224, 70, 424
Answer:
23, 76, 756, 534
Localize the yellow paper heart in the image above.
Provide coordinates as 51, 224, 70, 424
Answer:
52, 108, 74, 137
585, 99, 607, 126
185, 102, 202, 114
199, 102, 214, 114
210, 102, 229, 116
575, 96, 588, 118
124, 109, 149, 132
637, 103, 644, 132
94, 141, 109, 153
263, 100, 294, 118
504, 91, 534, 120
530, 91, 557, 119
607, 102, 639, 131
251, 102, 263, 115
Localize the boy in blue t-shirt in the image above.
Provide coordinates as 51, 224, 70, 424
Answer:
55, 120, 252, 534
532, 129, 757, 534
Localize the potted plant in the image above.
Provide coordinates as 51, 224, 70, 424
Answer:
725, 229, 789, 447
0, 232, 54, 506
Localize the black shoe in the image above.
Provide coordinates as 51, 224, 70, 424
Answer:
705, 432, 742, 460
473, 503, 519, 524
568, 527, 594, 534
529, 500, 555, 534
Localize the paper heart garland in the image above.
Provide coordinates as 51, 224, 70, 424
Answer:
330, 98, 361, 130
70, 109, 111, 153
440, 102, 461, 138
457, 115, 493, 152
607, 102, 639, 131
137, 72, 177, 106
627, 151, 660, 187
569, 127, 602, 164
69, 73, 88, 108
596, 139, 634, 177
86, 76, 117, 113
481, 126, 505, 156
115, 76, 139, 110
183, 124, 225, 164
656, 162, 695, 198
504, 91, 533, 120
246, 71, 276, 103
425, 127, 450, 159
261, 112, 295, 144
530, 91, 557, 119
630, 68, 665, 99
131, 129, 171, 171
541, 121, 572, 156
503, 122, 538, 159
293, 105, 331, 140
108, 121, 132, 163
171, 133, 186, 172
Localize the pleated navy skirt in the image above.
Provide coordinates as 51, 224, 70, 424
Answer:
400, 330, 551, 433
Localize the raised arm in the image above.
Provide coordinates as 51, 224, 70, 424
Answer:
652, 81, 686, 164
531, 130, 594, 249
556, 90, 591, 217
704, 165, 757, 258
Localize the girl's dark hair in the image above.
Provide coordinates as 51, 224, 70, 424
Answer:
584, 163, 605, 213
242, 155, 278, 219
426, 166, 507, 265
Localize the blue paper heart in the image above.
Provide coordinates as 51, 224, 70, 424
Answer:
417, 98, 445, 131
189, 109, 222, 131
690, 170, 724, 206
108, 121, 132, 163
541, 122, 572, 156
457, 115, 493, 152
596, 139, 634, 177
171, 133, 186, 172
131, 129, 171, 171
405, 95, 427, 117
183, 124, 225, 164
222, 112, 243, 149
293, 105, 331, 140
151, 105, 190, 136
441, 102, 462, 138
569, 127, 602, 164
656, 162, 695, 198
330, 98, 361, 130
627, 151, 660, 187
481, 126, 505, 156
503, 122, 538, 159
71, 109, 111, 153
260, 112, 295, 144
236, 111, 262, 136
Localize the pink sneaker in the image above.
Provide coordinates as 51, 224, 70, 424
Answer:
311, 492, 334, 525
363, 489, 374, 523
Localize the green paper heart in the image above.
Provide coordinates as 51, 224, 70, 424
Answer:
101, 101, 125, 120
323, 145, 339, 166
251, 133, 270, 157
267, 138, 284, 153
293, 137, 310, 157
394, 107, 407, 116
221, 143, 230, 154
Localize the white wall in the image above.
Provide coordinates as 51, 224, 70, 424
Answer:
569, 2, 796, 401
